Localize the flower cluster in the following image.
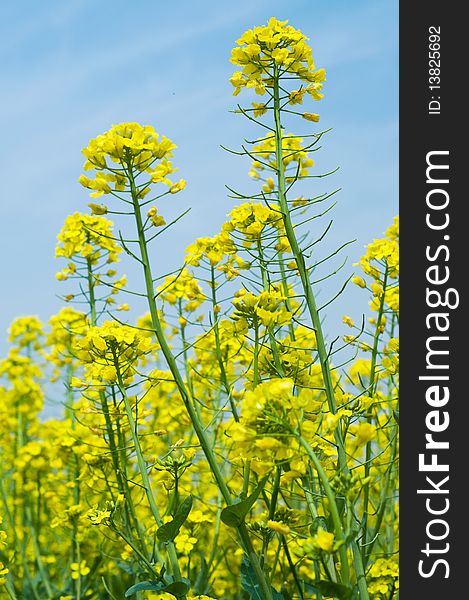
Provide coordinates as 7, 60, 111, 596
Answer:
230, 17, 325, 100
367, 558, 399, 596
8, 316, 44, 351
157, 268, 206, 313
55, 212, 121, 269
224, 201, 283, 242
74, 321, 152, 384
354, 216, 399, 314
79, 122, 185, 198
46, 308, 88, 372
186, 232, 234, 266
232, 286, 292, 328
185, 233, 250, 281
257, 325, 321, 387
228, 378, 315, 474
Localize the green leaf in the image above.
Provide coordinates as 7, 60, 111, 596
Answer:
303, 581, 321, 595
125, 578, 191, 598
221, 475, 269, 528
344, 526, 360, 545
157, 496, 193, 542
125, 581, 163, 596
165, 579, 191, 595
192, 555, 209, 594
240, 558, 284, 600
116, 560, 134, 574
280, 587, 292, 600
306, 580, 354, 600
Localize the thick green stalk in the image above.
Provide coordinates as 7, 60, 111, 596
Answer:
128, 169, 231, 503
365, 427, 398, 562
3, 579, 19, 600
257, 240, 284, 376
271, 67, 359, 592
301, 476, 338, 584
114, 528, 161, 578
271, 68, 348, 475
85, 258, 149, 558
210, 266, 239, 421
75, 542, 82, 600
113, 359, 183, 588
112, 391, 152, 555
297, 435, 350, 587
127, 166, 273, 600
278, 251, 297, 340
25, 507, 53, 599
86, 258, 97, 326
253, 319, 260, 386
179, 301, 194, 398
351, 540, 370, 600
67, 361, 82, 600
260, 466, 281, 572
361, 268, 388, 563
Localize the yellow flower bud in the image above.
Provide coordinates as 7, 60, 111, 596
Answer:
170, 179, 186, 194
88, 203, 108, 215
352, 275, 366, 288
302, 112, 320, 122
267, 520, 291, 535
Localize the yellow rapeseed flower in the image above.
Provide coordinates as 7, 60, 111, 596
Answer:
230, 17, 325, 101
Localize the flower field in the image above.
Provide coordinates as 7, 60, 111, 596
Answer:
0, 17, 399, 600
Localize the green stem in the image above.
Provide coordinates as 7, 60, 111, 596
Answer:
113, 355, 183, 589
278, 250, 296, 340
66, 325, 82, 600
257, 240, 284, 376
25, 507, 53, 599
297, 435, 350, 587
86, 258, 97, 325
210, 266, 239, 421
86, 255, 149, 558
361, 268, 388, 563
366, 427, 398, 561
253, 319, 260, 386
281, 537, 305, 600
75, 541, 82, 600
352, 541, 370, 600
114, 527, 160, 578
179, 299, 194, 399
113, 391, 152, 556
271, 67, 348, 475
260, 466, 281, 571
126, 164, 272, 600
3, 579, 19, 600
242, 460, 251, 497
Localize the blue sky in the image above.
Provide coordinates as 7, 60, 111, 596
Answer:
0, 0, 398, 355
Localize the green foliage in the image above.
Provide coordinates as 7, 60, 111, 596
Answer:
221, 476, 269, 528
305, 580, 354, 600
240, 558, 284, 600
125, 577, 191, 597
157, 496, 193, 543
